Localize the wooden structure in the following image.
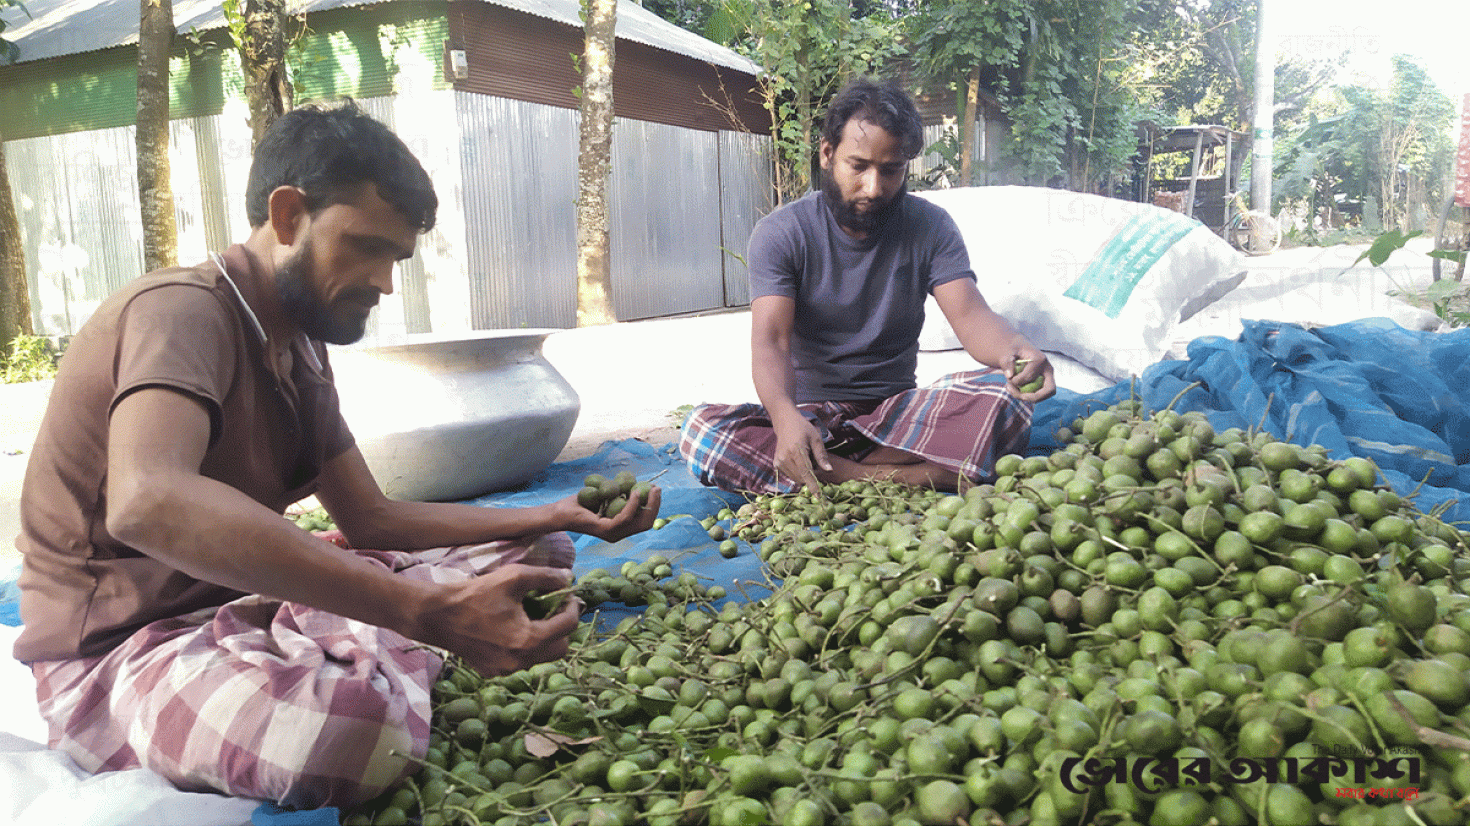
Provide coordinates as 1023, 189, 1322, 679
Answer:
1134, 125, 1246, 232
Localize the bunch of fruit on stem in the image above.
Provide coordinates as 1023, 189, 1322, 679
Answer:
350, 399, 1470, 826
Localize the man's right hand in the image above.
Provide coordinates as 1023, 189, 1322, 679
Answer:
422, 563, 582, 676
772, 415, 832, 495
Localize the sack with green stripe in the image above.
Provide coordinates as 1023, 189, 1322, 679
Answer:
917, 187, 1245, 381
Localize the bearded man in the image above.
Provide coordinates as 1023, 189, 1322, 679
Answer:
11, 101, 659, 808
680, 78, 1055, 495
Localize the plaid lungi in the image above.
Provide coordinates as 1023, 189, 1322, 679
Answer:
29, 532, 575, 809
679, 368, 1032, 494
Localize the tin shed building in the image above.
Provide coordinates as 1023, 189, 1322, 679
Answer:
0, 0, 774, 342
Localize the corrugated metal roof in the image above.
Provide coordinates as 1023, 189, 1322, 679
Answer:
0, 0, 757, 74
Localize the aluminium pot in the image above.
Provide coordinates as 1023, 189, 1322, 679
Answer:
330, 329, 580, 502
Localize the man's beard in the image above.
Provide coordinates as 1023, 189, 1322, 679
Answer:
275, 245, 378, 345
821, 168, 905, 236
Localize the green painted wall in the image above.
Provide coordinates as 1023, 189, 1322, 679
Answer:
0, 1, 449, 141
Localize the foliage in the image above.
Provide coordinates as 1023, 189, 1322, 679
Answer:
1274, 57, 1454, 239
1420, 279, 1470, 328
1, 334, 56, 384
1350, 227, 1421, 269
912, 126, 963, 190
704, 0, 904, 202
668, 403, 695, 428
905, 0, 1152, 190
0, 0, 27, 64
1346, 227, 1469, 328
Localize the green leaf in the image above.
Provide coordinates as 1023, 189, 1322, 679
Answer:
1352, 229, 1422, 268
1425, 279, 1461, 303
1427, 249, 1466, 264
703, 746, 739, 763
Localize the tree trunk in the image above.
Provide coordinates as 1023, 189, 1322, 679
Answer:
959, 66, 979, 186
575, 0, 617, 327
241, 0, 292, 148
137, 0, 177, 274
0, 136, 32, 350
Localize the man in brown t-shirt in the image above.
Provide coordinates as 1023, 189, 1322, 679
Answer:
11, 102, 659, 808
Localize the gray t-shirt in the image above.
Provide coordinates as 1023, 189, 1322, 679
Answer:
748, 191, 976, 403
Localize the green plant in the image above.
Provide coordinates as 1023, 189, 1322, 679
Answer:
1351, 227, 1470, 327
1, 334, 57, 383
668, 403, 695, 428
912, 128, 963, 191
1348, 227, 1421, 269
1420, 279, 1470, 327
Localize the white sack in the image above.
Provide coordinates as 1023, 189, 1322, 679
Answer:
915, 186, 1246, 381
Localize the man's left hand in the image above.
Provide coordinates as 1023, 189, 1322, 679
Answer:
559, 485, 663, 542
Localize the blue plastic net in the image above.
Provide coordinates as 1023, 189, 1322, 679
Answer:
1030, 318, 1470, 525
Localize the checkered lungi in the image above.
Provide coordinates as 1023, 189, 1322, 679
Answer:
679, 368, 1032, 495
28, 532, 575, 809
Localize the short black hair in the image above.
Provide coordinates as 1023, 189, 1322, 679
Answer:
822, 78, 924, 160
245, 100, 437, 232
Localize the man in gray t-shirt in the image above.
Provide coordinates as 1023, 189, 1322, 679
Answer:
679, 79, 1054, 495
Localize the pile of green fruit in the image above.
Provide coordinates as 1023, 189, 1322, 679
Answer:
291, 506, 336, 532
348, 399, 1470, 826
578, 471, 657, 518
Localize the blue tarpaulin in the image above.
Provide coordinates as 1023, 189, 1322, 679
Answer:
1031, 318, 1470, 524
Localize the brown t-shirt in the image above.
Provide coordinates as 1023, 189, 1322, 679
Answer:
12, 244, 356, 663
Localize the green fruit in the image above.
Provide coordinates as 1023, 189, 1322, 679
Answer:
1254, 565, 1302, 601
1257, 441, 1299, 471
1296, 595, 1354, 641
1311, 705, 1372, 753
1238, 510, 1284, 544
1366, 690, 1441, 744
1001, 706, 1044, 747
1341, 626, 1393, 669
1264, 784, 1314, 826
1256, 631, 1311, 676
1124, 708, 1182, 754
1386, 582, 1437, 634
915, 780, 970, 825
1424, 624, 1470, 657
1405, 659, 1470, 709
783, 799, 826, 826
723, 754, 771, 795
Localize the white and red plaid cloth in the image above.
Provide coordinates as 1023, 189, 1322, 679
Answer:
28, 532, 575, 809
679, 368, 1032, 494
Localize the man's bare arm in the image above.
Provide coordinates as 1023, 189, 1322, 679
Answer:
104, 387, 586, 674
751, 295, 829, 492
313, 446, 659, 552
932, 278, 1056, 402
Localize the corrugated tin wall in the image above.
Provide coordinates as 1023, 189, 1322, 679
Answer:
7, 89, 775, 339
718, 129, 774, 307
610, 119, 723, 320
0, 3, 446, 142
0, 37, 229, 141
448, 1, 770, 136
293, 2, 452, 102
459, 93, 579, 329
7, 115, 239, 335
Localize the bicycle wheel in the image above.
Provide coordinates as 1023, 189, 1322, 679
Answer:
1228, 211, 1282, 255
1432, 193, 1468, 282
